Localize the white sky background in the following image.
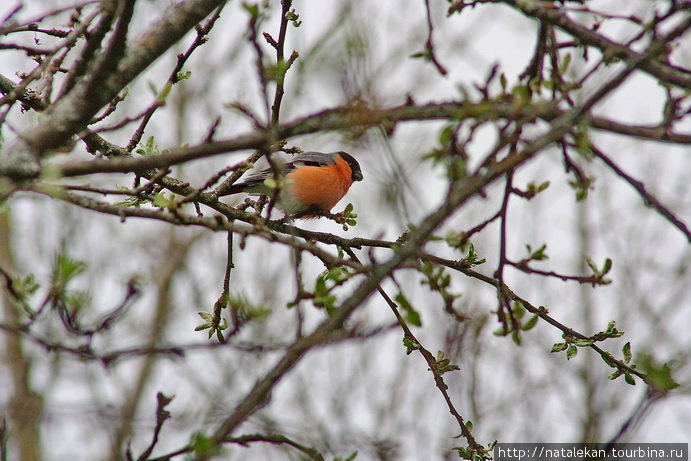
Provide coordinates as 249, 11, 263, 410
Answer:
1, 0, 690, 460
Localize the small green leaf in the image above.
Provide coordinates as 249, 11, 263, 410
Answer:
439, 125, 455, 146
573, 120, 593, 159
461, 243, 486, 265
440, 363, 460, 375
528, 76, 541, 93
52, 253, 86, 294
153, 191, 174, 208
191, 433, 218, 457
624, 373, 636, 386
136, 136, 159, 156
241, 2, 260, 18
566, 345, 578, 360
640, 356, 680, 394
569, 178, 591, 201
395, 293, 422, 327
115, 195, 148, 208
609, 369, 623, 380
410, 50, 430, 60
525, 180, 550, 198
521, 314, 539, 331
551, 342, 568, 353
177, 70, 192, 81
493, 326, 508, 336
526, 244, 548, 261
622, 342, 632, 364
403, 337, 419, 351
65, 290, 90, 312
512, 301, 526, 319
314, 276, 328, 297
454, 446, 471, 459
511, 85, 531, 105
585, 256, 600, 274
434, 350, 460, 375
156, 81, 173, 104
11, 274, 40, 300
285, 8, 301, 27
228, 295, 269, 323
604, 320, 624, 338
444, 231, 466, 250
405, 309, 422, 327
329, 267, 349, 283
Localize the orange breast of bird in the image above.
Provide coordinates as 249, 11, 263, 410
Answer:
287, 155, 354, 212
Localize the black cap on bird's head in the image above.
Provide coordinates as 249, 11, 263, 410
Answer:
337, 151, 363, 182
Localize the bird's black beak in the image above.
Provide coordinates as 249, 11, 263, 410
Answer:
353, 169, 363, 182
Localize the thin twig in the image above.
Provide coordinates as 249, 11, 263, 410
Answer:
422, 0, 448, 75
590, 144, 691, 242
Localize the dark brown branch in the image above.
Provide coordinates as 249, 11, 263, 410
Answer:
53, 100, 559, 178
224, 434, 324, 461
422, 254, 648, 383
504, 0, 691, 88
29, 187, 360, 270
590, 144, 691, 242
2, 0, 228, 171
269, 0, 295, 125
125, 5, 224, 151
605, 389, 663, 448
508, 260, 610, 285
345, 248, 482, 452
422, 0, 448, 76
0, 1, 99, 36
1, 92, 688, 183
493, 173, 514, 333
135, 393, 173, 461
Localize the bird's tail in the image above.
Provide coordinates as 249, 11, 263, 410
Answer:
217, 178, 268, 197
217, 183, 247, 196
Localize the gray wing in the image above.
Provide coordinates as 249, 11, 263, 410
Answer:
287, 152, 337, 168
220, 152, 336, 195
242, 152, 336, 183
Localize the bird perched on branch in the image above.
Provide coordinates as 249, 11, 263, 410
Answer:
220, 151, 363, 218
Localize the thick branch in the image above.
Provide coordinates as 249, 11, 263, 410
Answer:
54, 100, 558, 177
1, 0, 227, 176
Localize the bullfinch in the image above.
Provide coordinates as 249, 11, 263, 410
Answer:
221, 151, 363, 218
